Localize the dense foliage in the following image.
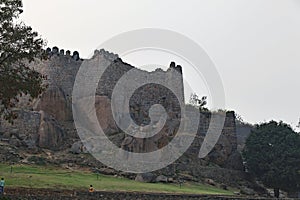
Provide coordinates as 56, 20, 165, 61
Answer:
243, 121, 300, 197
0, 0, 46, 122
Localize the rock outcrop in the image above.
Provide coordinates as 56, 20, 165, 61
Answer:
0, 110, 64, 150
135, 173, 156, 183
95, 95, 119, 135
37, 111, 64, 149
34, 86, 72, 122
0, 47, 245, 185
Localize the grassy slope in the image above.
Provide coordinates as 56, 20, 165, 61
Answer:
0, 164, 233, 195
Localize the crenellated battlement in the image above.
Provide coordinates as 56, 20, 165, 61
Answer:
168, 61, 182, 74
43, 47, 183, 76
93, 48, 119, 62
45, 46, 81, 61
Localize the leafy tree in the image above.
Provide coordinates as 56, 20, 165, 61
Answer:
243, 121, 300, 197
0, 0, 46, 122
189, 93, 207, 111
235, 113, 244, 123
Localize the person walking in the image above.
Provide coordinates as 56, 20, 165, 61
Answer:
0, 178, 5, 195
89, 185, 94, 193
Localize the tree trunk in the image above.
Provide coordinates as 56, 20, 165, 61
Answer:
274, 188, 279, 198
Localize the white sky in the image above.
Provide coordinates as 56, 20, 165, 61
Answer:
21, 0, 300, 128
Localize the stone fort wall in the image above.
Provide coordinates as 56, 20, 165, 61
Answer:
0, 47, 240, 171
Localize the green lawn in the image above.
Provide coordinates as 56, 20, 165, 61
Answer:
0, 163, 233, 195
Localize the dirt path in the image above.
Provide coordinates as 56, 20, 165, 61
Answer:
2, 187, 256, 200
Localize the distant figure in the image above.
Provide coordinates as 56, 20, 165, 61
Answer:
89, 185, 94, 193
0, 178, 5, 195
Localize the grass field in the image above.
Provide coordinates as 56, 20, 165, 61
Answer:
0, 163, 234, 195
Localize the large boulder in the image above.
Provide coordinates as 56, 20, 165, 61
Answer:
156, 175, 169, 183
72, 95, 119, 136
71, 141, 83, 154
34, 86, 72, 121
70, 141, 88, 154
135, 173, 156, 183
38, 111, 65, 150
95, 95, 119, 135
121, 136, 159, 153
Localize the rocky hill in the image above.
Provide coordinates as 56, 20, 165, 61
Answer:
0, 47, 264, 194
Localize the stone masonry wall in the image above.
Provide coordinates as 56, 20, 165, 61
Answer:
0, 47, 240, 170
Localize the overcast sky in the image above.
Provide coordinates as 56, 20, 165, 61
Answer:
21, 0, 300, 128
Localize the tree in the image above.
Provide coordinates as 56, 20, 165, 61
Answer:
243, 121, 300, 197
189, 93, 207, 111
235, 113, 244, 123
0, 0, 46, 122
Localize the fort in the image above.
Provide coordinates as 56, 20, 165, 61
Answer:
0, 47, 259, 192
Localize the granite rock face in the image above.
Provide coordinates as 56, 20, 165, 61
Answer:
37, 111, 65, 149
95, 95, 119, 135
34, 86, 72, 122
0, 110, 64, 150
0, 47, 243, 175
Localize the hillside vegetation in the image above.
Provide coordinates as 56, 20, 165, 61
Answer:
0, 164, 234, 195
